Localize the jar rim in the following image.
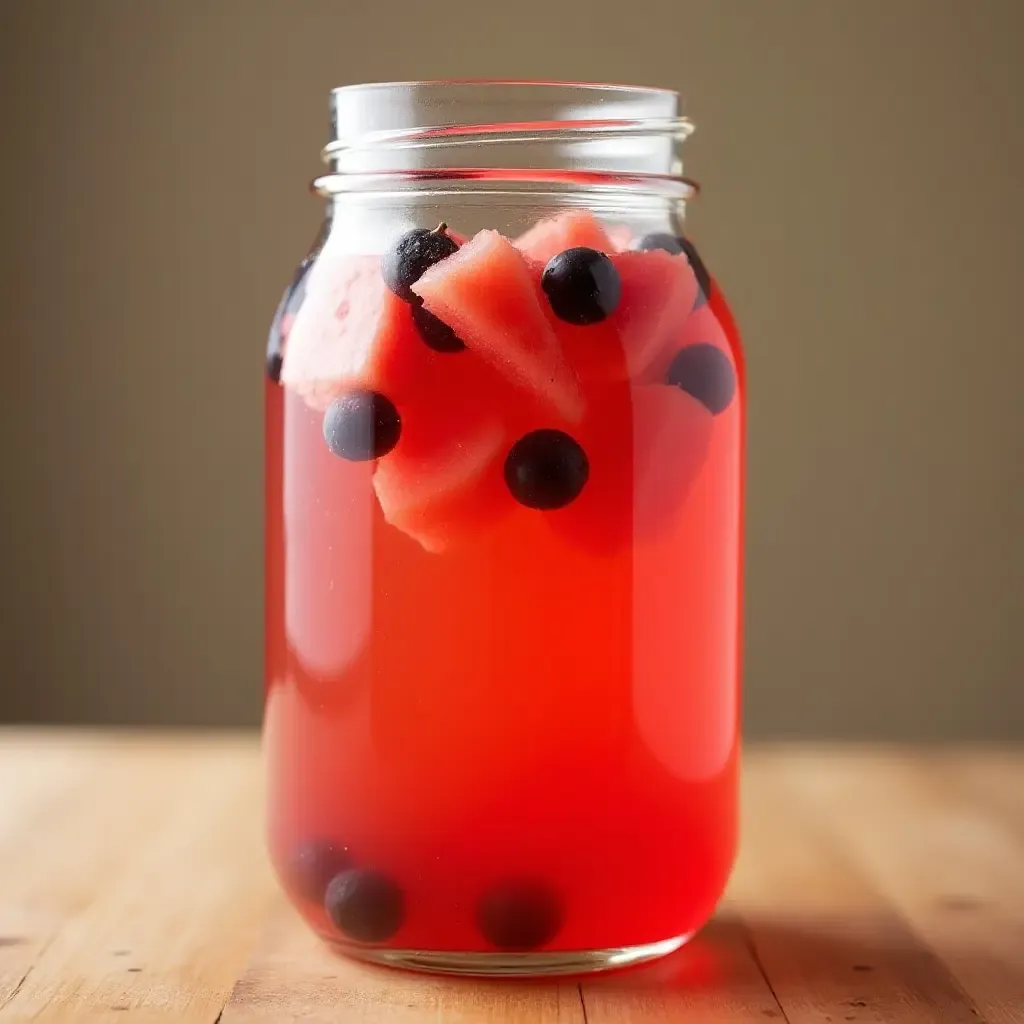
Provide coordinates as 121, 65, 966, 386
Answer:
328, 80, 688, 142
330, 79, 681, 98
324, 80, 694, 189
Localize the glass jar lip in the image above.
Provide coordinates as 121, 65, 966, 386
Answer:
327, 79, 691, 152
331, 78, 681, 98
322, 80, 695, 201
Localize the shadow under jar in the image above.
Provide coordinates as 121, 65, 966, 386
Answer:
264, 80, 744, 977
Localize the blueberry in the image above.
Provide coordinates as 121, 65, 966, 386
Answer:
478, 880, 562, 950
411, 304, 465, 353
266, 350, 284, 384
541, 247, 621, 325
323, 391, 401, 461
635, 232, 712, 298
382, 224, 460, 303
325, 868, 404, 943
288, 839, 353, 904
505, 430, 589, 510
667, 343, 736, 415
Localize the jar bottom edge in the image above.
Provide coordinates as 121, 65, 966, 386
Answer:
327, 931, 692, 978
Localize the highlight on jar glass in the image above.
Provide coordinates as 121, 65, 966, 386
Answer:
264, 80, 744, 977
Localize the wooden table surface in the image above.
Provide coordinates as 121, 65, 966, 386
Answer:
0, 731, 1021, 1023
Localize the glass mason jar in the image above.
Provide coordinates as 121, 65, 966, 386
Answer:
264, 81, 743, 977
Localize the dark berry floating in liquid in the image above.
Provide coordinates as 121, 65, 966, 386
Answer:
266, 350, 283, 385
411, 304, 465, 353
505, 430, 589, 510
477, 880, 562, 950
635, 232, 712, 299
382, 224, 460, 303
323, 391, 401, 461
324, 868, 405, 943
288, 839, 353, 904
667, 343, 736, 415
541, 246, 622, 325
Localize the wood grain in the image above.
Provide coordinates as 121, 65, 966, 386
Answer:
579, 917, 785, 1023
0, 731, 1021, 1023
220, 904, 584, 1024
0, 733, 270, 1024
733, 753, 981, 1023
782, 749, 1024, 1024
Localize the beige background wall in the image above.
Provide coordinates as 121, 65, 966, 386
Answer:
1, 0, 1021, 736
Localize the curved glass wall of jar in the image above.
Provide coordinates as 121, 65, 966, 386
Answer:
264, 81, 744, 977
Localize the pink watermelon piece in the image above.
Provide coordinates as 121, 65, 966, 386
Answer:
279, 237, 521, 552
613, 250, 699, 380
281, 245, 512, 416
513, 210, 614, 263
411, 230, 584, 423
280, 250, 417, 410
373, 403, 509, 553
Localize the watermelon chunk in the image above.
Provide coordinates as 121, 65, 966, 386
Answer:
281, 244, 513, 413
546, 249, 699, 385
281, 249, 417, 410
613, 250, 699, 379
513, 210, 614, 262
373, 403, 508, 553
279, 219, 719, 555
281, 237, 522, 552
411, 230, 584, 423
